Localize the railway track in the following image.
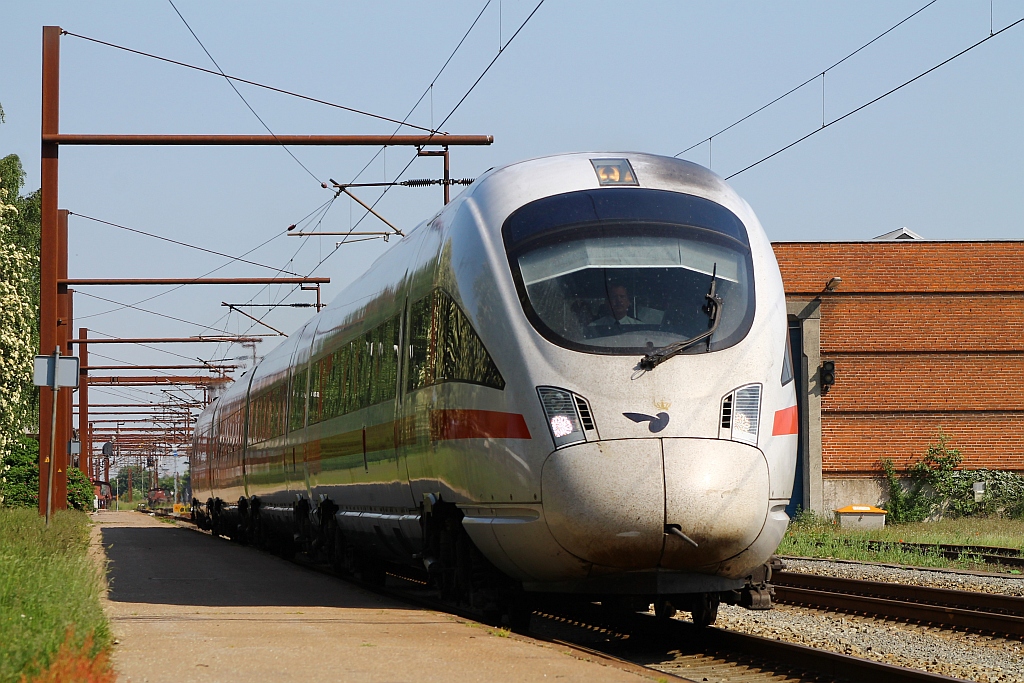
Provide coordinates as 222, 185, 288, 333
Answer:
774, 571, 1024, 638
808, 540, 1024, 569
526, 600, 965, 683
172, 515, 968, 682
867, 541, 1024, 569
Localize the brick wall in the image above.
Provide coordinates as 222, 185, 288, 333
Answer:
773, 241, 1024, 476
774, 242, 1024, 293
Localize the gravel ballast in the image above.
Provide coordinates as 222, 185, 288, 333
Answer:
701, 557, 1024, 682
714, 603, 1024, 682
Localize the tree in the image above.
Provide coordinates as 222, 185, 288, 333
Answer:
114, 465, 147, 501
0, 153, 41, 426
0, 436, 93, 510
0, 435, 40, 508
67, 466, 94, 510
0, 160, 38, 469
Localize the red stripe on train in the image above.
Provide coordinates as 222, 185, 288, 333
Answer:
772, 405, 799, 436
430, 409, 532, 441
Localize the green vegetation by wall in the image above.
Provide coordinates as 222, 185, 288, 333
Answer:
882, 430, 1024, 523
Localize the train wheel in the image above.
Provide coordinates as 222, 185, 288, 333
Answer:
249, 497, 266, 550
358, 557, 387, 586
654, 597, 677, 620
506, 597, 533, 633
690, 592, 720, 628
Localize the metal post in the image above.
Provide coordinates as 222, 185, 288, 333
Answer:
78, 328, 90, 478
45, 349, 60, 525
417, 147, 451, 204
39, 26, 60, 517
443, 147, 450, 205
64, 284, 75, 473
55, 210, 70, 508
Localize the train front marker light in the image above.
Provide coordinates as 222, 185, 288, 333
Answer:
590, 158, 638, 186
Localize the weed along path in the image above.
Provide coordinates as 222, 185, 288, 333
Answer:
92, 511, 642, 683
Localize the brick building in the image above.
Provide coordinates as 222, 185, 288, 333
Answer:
772, 239, 1024, 514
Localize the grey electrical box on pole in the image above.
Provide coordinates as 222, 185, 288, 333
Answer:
33, 350, 80, 524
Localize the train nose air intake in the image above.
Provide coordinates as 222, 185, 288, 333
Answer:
541, 438, 769, 570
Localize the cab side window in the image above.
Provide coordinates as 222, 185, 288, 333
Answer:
406, 289, 505, 392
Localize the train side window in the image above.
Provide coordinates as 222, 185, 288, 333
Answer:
289, 367, 308, 431
305, 312, 404, 422
342, 338, 358, 415
407, 289, 505, 392
407, 295, 433, 392
380, 315, 401, 403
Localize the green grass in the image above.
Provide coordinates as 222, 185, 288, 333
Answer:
778, 513, 1024, 572
0, 509, 110, 682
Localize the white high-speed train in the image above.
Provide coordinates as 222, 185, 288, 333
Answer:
191, 152, 798, 626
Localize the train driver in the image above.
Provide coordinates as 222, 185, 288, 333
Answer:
589, 283, 663, 327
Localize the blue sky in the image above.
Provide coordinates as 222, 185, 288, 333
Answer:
1, 1, 1022, 392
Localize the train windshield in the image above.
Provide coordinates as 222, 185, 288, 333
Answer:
503, 189, 755, 355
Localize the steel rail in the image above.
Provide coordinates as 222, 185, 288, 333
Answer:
774, 572, 1024, 637
530, 601, 964, 683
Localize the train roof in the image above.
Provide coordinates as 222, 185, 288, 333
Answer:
203, 152, 748, 415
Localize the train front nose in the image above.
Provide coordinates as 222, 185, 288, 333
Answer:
540, 438, 770, 570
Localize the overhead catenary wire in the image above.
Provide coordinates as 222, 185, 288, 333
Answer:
210, 0, 505, 350
88, 329, 226, 364
87, 350, 221, 379
74, 196, 331, 321
724, 12, 1024, 180
166, 0, 325, 186
76, 290, 244, 337
60, 32, 441, 135
232, 0, 547, 343
70, 212, 302, 276
345, 0, 495, 187
342, 0, 546, 241
201, 193, 338, 348
436, 0, 546, 131
674, 0, 940, 159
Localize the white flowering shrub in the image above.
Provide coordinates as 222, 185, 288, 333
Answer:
0, 173, 36, 474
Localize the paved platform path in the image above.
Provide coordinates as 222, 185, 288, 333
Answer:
93, 511, 643, 683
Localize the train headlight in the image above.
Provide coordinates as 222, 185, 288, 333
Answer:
538, 386, 595, 448
719, 383, 762, 446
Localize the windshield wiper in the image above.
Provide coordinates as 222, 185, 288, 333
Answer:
638, 264, 724, 371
